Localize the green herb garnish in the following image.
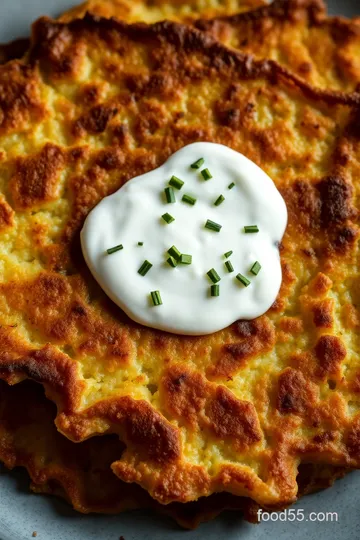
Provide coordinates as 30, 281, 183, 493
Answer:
244, 225, 259, 233
138, 260, 153, 276
167, 256, 178, 268
106, 244, 123, 255
205, 219, 222, 232
224, 250, 233, 258
211, 284, 220, 297
169, 176, 184, 190
214, 195, 225, 206
236, 273, 250, 287
165, 186, 176, 203
190, 157, 204, 169
250, 261, 261, 275
182, 194, 197, 206
207, 268, 221, 283
228, 182, 235, 189
225, 260, 234, 273
201, 168, 212, 180
180, 254, 192, 265
162, 213, 175, 224
151, 290, 162, 306
167, 245, 181, 261
138, 242, 144, 246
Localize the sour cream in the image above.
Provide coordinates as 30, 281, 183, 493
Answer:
81, 143, 287, 335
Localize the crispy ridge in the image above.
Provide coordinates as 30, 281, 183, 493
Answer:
1, 0, 360, 95
59, 0, 268, 24
0, 14, 360, 508
0, 380, 348, 527
0, 0, 266, 65
195, 0, 360, 92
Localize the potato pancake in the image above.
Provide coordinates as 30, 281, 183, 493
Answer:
0, 13, 360, 511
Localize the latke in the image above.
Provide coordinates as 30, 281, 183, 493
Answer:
0, 12, 360, 511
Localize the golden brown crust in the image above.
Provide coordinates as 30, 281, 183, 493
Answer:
1, 0, 359, 95
0, 14, 360, 509
195, 0, 360, 92
58, 0, 267, 25
0, 61, 45, 134
10, 144, 65, 210
2, 380, 346, 528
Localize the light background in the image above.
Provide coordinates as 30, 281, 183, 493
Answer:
0, 1, 359, 539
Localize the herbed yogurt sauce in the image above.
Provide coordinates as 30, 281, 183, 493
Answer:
81, 142, 287, 335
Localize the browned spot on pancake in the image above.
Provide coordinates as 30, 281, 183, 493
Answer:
0, 196, 14, 230
9, 143, 65, 210
312, 299, 334, 328
31, 19, 86, 80
312, 430, 336, 445
279, 317, 303, 334
346, 416, 360, 459
309, 273, 333, 296
124, 402, 180, 464
277, 368, 316, 415
331, 225, 358, 253
207, 386, 261, 447
283, 180, 320, 232
78, 83, 103, 106
0, 62, 45, 134
316, 175, 355, 227
73, 104, 118, 137
161, 365, 206, 427
94, 147, 125, 171
161, 365, 261, 450
314, 335, 346, 379
208, 317, 275, 379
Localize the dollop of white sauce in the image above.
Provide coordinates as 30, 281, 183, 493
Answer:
81, 143, 287, 335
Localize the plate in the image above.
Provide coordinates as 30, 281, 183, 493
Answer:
0, 1, 359, 539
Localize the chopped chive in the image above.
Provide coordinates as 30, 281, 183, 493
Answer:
228, 182, 235, 189
167, 245, 181, 261
207, 268, 221, 283
151, 290, 162, 306
225, 260, 234, 273
138, 260, 153, 276
162, 212, 175, 224
224, 250, 233, 258
244, 225, 259, 233
182, 193, 197, 205
165, 186, 176, 203
211, 284, 220, 297
201, 168, 212, 180
205, 219, 222, 232
167, 256, 178, 268
250, 261, 262, 275
190, 157, 204, 169
169, 175, 184, 190
180, 254, 192, 265
138, 242, 144, 246
106, 244, 123, 255
214, 194, 225, 206
236, 273, 250, 287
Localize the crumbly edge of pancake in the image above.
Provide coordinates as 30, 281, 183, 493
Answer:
0, 380, 348, 528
